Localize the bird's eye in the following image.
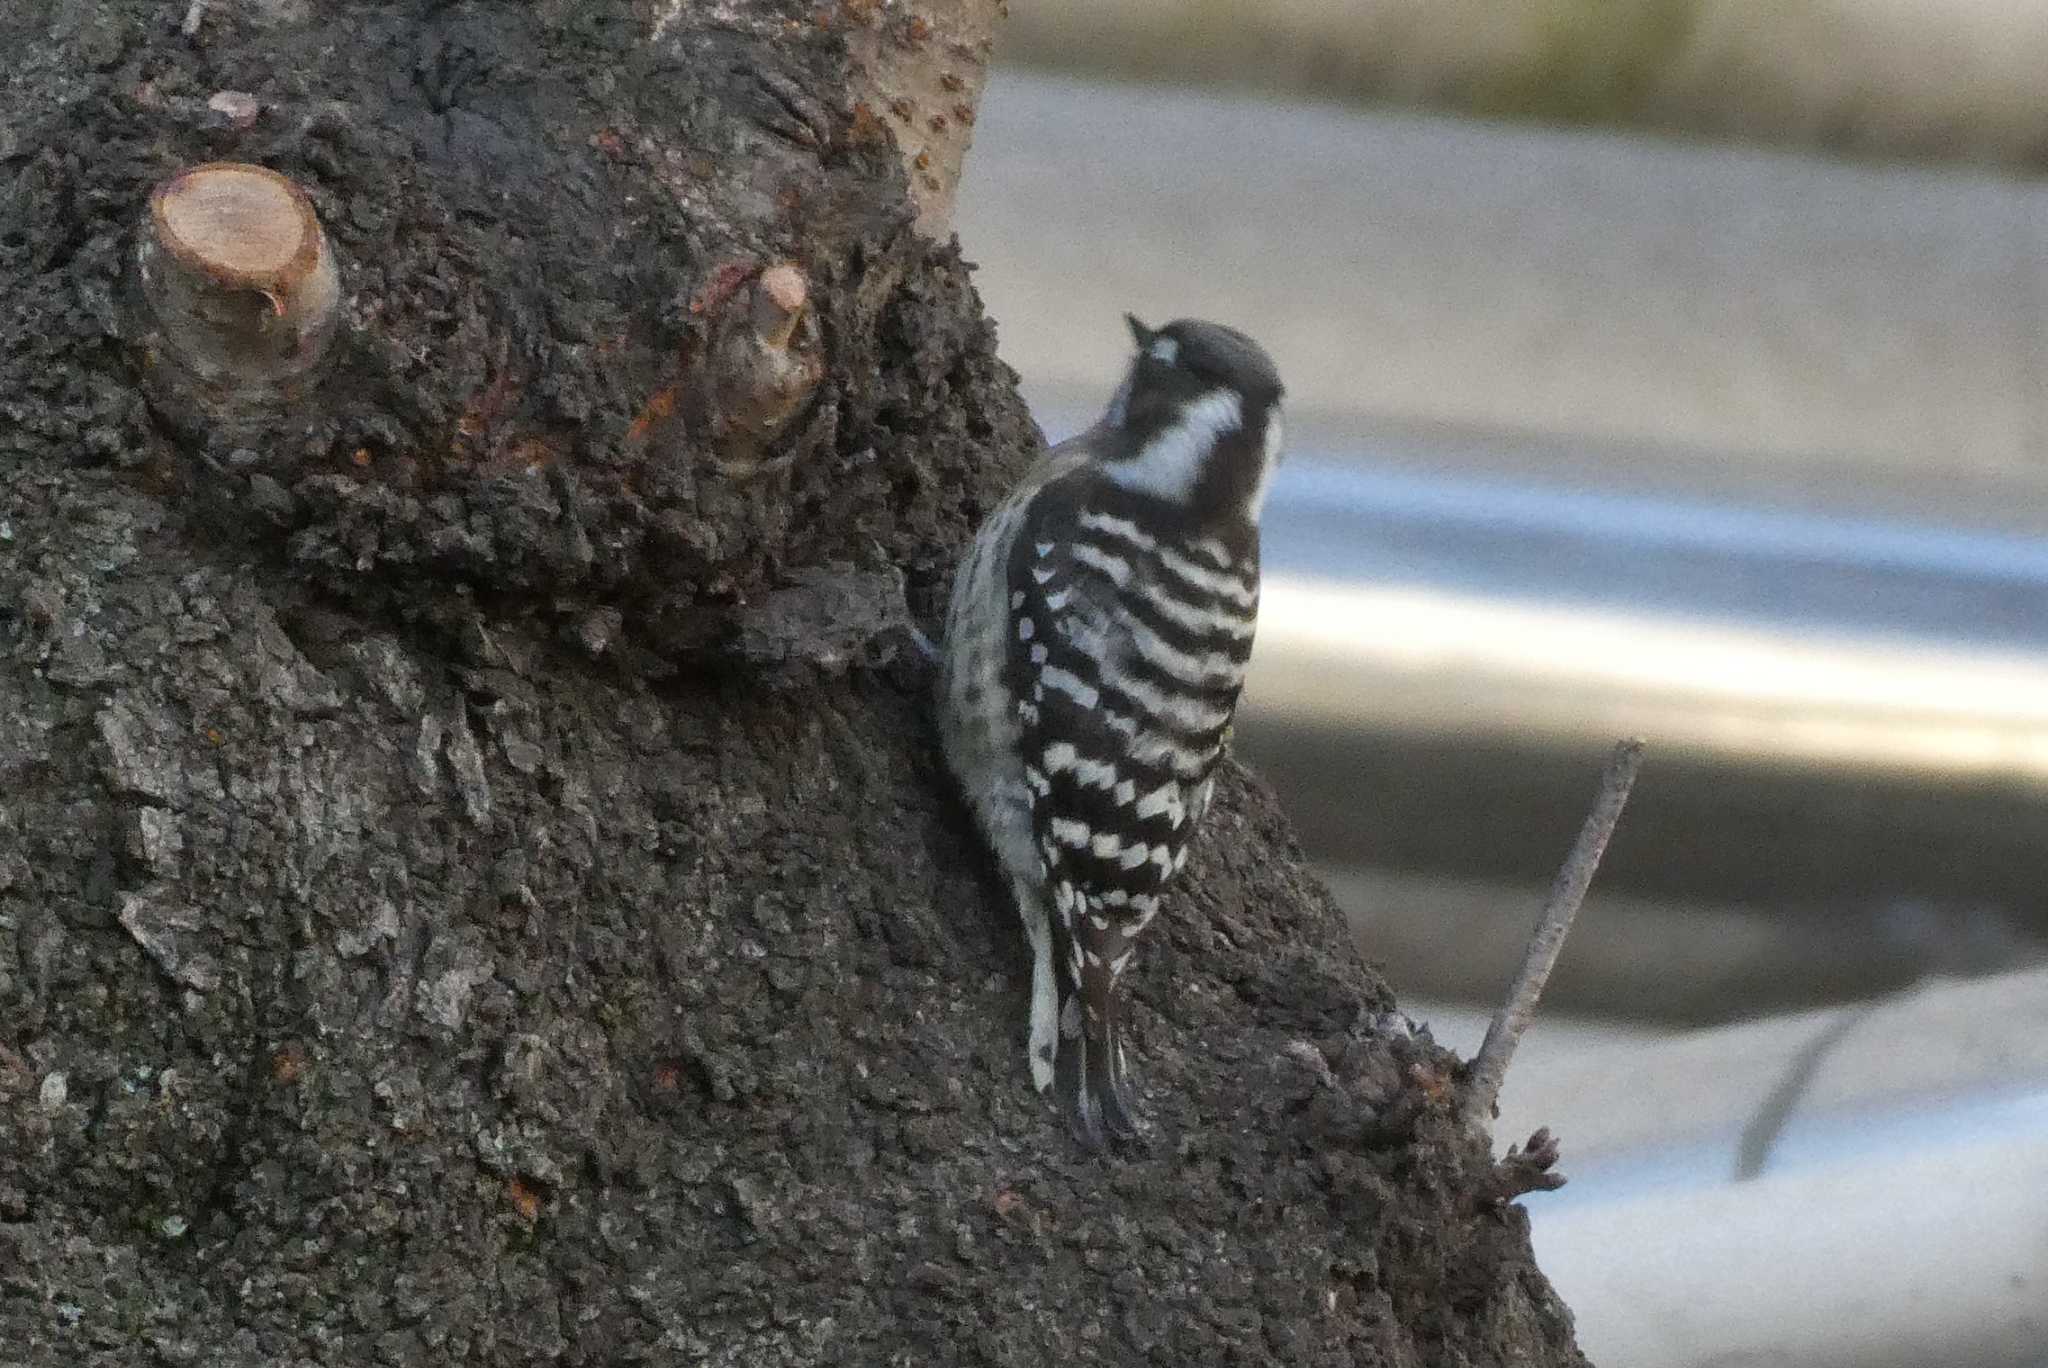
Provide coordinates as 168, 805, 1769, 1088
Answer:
1148, 336, 1180, 366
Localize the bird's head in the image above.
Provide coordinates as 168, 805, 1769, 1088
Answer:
1095, 315, 1285, 527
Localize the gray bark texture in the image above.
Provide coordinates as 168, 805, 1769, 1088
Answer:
0, 3, 1590, 1364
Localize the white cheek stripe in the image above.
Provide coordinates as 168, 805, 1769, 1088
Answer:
1247, 411, 1284, 521
1102, 390, 1244, 504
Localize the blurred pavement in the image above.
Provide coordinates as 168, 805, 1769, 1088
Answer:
1511, 966, 2048, 1368
958, 70, 2048, 508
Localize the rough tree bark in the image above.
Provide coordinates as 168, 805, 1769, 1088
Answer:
0, 3, 1589, 1364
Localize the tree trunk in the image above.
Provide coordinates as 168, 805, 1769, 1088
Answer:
0, 3, 1588, 1363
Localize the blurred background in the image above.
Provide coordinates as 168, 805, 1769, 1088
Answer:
953, 7, 2048, 1366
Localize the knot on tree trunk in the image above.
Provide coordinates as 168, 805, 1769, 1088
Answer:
40, 8, 1031, 666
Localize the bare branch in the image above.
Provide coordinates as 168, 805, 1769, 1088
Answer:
1461, 738, 1645, 1130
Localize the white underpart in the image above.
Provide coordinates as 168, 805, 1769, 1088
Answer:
1011, 872, 1058, 1092
1102, 390, 1244, 504
934, 446, 1089, 1098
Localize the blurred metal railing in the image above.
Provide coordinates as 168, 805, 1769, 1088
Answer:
1024, 399, 2048, 1015
1250, 451, 2048, 788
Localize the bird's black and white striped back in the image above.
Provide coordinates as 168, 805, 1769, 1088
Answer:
1006, 469, 1260, 1141
1010, 474, 1258, 927
937, 315, 1284, 1148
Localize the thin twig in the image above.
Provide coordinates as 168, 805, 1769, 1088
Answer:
1460, 738, 1645, 1130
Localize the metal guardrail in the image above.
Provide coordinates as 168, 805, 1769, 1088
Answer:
1027, 399, 2048, 1006
1251, 451, 2048, 787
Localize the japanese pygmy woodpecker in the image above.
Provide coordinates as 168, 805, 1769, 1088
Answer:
938, 316, 1285, 1148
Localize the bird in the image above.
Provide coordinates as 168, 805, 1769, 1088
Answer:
937, 314, 1285, 1148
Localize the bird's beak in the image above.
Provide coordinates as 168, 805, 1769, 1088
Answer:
1124, 314, 1155, 350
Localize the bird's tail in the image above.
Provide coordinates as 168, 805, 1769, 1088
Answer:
1065, 961, 1143, 1150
